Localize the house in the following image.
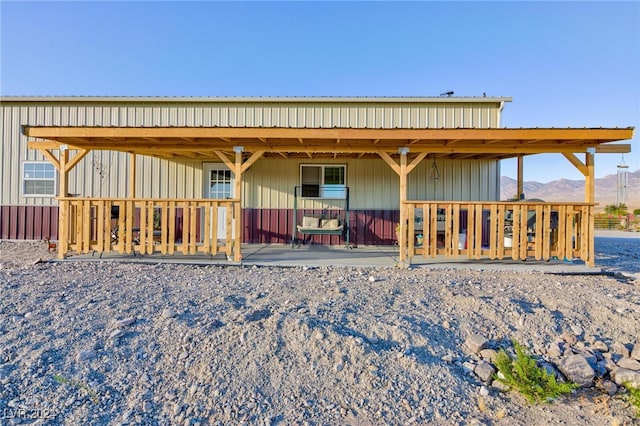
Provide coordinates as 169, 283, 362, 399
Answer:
0, 96, 633, 266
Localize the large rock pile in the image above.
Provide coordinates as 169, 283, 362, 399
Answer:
458, 332, 640, 398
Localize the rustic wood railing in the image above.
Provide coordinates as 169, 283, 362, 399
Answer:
57, 198, 239, 259
403, 201, 595, 266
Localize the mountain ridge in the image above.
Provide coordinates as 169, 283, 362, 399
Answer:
500, 169, 640, 210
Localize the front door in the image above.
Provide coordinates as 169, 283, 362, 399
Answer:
203, 163, 235, 240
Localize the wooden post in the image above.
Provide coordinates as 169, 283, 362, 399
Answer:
398, 149, 408, 264
129, 153, 136, 198
585, 151, 595, 204
517, 155, 524, 199
57, 148, 69, 259
585, 150, 595, 266
233, 147, 243, 262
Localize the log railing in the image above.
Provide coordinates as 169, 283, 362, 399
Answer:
403, 201, 595, 266
57, 198, 239, 259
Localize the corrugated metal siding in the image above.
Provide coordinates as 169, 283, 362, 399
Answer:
242, 208, 399, 246
2, 100, 502, 205
0, 206, 58, 239
243, 158, 499, 209
12, 100, 501, 130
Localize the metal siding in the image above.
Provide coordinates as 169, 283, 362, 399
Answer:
2, 99, 502, 209
408, 159, 498, 202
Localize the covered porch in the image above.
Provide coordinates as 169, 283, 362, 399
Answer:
25, 126, 633, 267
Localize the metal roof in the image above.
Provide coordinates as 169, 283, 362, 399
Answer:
0, 95, 512, 103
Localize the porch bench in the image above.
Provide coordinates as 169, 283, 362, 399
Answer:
296, 217, 343, 235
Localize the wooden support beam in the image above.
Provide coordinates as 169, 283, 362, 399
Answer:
378, 152, 400, 175
595, 144, 631, 154
57, 150, 69, 259
398, 152, 408, 264
39, 149, 60, 170
214, 151, 235, 171
517, 155, 524, 200
65, 149, 89, 173
129, 153, 137, 198
240, 150, 265, 174
407, 152, 428, 174
25, 126, 634, 142
233, 149, 243, 262
59, 149, 69, 197
562, 153, 588, 176
585, 151, 595, 204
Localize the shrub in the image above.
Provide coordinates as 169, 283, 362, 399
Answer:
494, 340, 578, 404
624, 383, 640, 417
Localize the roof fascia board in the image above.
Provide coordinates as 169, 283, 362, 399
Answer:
1, 96, 513, 104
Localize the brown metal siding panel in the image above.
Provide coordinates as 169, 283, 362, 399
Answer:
0, 206, 7, 239
243, 208, 399, 246
0, 205, 58, 240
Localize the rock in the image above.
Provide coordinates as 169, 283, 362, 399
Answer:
593, 361, 608, 377
558, 354, 595, 387
115, 317, 136, 327
479, 385, 490, 397
465, 334, 488, 354
616, 357, 640, 371
591, 340, 609, 353
173, 404, 184, 416
560, 331, 577, 346
442, 354, 454, 363
538, 361, 561, 379
76, 350, 96, 362
162, 308, 178, 319
123, 409, 134, 421
368, 276, 376, 283
547, 342, 563, 358
492, 374, 511, 392
109, 329, 125, 340
479, 349, 498, 363
612, 342, 631, 358
597, 380, 618, 396
570, 324, 584, 337
474, 361, 496, 383
462, 361, 476, 373
631, 344, 640, 361
610, 368, 640, 387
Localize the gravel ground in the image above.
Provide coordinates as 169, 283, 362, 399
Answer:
0, 235, 639, 425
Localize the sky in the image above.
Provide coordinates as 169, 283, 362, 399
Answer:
1, 1, 638, 183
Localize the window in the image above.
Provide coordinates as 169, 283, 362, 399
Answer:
22, 162, 56, 196
300, 165, 346, 198
207, 169, 233, 199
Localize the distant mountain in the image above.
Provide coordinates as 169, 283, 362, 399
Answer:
500, 169, 640, 210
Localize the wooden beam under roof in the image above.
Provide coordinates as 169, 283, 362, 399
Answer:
25, 126, 633, 142
25, 127, 633, 160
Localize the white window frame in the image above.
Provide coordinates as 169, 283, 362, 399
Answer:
299, 164, 347, 199
22, 161, 57, 197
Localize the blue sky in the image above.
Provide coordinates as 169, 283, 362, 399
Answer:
1, 1, 638, 183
